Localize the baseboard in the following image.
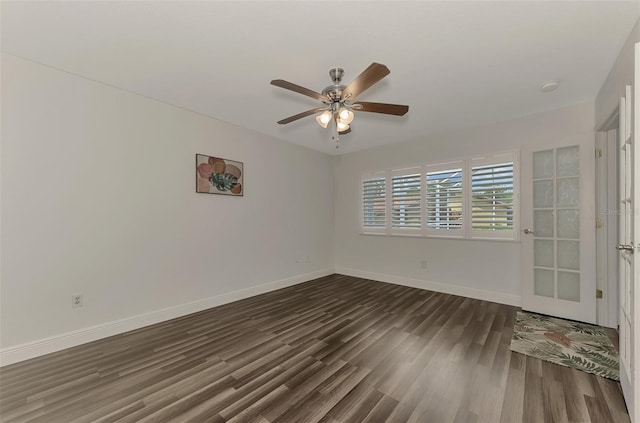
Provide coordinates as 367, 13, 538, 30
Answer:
0, 268, 334, 367
335, 267, 522, 307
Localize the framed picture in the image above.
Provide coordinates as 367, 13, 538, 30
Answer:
196, 154, 243, 196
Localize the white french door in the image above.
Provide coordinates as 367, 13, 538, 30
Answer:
619, 43, 640, 422
521, 135, 597, 324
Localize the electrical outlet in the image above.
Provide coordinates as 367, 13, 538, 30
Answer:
72, 294, 83, 308
420, 260, 428, 269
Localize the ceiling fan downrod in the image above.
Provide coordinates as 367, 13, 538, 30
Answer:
329, 67, 344, 85
322, 68, 347, 103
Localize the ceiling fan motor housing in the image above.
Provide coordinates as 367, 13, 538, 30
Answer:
322, 85, 346, 103
322, 68, 347, 103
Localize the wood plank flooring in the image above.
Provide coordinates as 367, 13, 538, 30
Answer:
0, 274, 629, 422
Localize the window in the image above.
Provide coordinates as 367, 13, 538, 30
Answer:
391, 169, 421, 230
471, 161, 515, 235
362, 176, 386, 230
426, 164, 463, 234
361, 151, 519, 240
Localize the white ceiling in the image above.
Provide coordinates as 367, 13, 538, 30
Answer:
2, 1, 638, 155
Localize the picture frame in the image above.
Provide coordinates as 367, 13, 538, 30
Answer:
195, 154, 243, 196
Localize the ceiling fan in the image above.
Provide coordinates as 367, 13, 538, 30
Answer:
271, 63, 409, 148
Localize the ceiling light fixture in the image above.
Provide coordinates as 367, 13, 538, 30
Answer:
315, 110, 332, 128
336, 120, 350, 132
317, 103, 354, 147
338, 107, 354, 124
540, 80, 560, 92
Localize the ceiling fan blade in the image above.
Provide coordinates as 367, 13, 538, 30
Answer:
277, 107, 326, 125
341, 63, 390, 100
352, 101, 409, 116
271, 79, 330, 103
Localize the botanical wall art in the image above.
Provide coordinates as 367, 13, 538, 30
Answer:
196, 154, 243, 196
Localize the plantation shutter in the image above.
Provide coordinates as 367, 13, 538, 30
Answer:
362, 176, 386, 229
391, 170, 421, 229
426, 166, 464, 233
471, 161, 515, 232
360, 152, 518, 240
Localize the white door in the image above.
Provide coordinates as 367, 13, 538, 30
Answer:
619, 43, 640, 422
521, 135, 597, 324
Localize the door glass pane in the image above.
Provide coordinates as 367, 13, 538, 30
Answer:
557, 178, 579, 207
557, 209, 579, 239
534, 268, 555, 297
531, 145, 582, 305
534, 240, 554, 267
533, 150, 554, 179
556, 146, 579, 177
557, 240, 580, 270
558, 271, 580, 302
534, 180, 554, 208
534, 210, 554, 237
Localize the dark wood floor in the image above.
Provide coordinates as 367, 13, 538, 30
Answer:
0, 274, 629, 423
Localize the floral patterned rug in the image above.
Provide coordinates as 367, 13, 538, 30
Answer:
510, 311, 619, 381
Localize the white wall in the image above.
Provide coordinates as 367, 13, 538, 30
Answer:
596, 18, 640, 129
0, 49, 609, 364
0, 54, 334, 358
334, 102, 595, 304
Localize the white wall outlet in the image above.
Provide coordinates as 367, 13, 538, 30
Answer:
72, 294, 83, 308
420, 260, 428, 269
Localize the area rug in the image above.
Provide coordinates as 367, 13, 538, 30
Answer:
510, 311, 619, 381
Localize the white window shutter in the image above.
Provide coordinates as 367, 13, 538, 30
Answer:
470, 157, 516, 238
391, 171, 421, 230
362, 176, 387, 230
425, 165, 464, 235
360, 151, 519, 240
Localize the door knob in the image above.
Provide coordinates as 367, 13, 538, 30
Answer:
523, 228, 535, 235
617, 244, 635, 253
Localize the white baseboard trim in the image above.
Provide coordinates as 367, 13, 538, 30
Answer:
335, 267, 522, 307
0, 268, 334, 367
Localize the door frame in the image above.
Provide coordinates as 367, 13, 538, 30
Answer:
630, 43, 640, 423
597, 44, 640, 421
595, 119, 620, 328
597, 95, 635, 416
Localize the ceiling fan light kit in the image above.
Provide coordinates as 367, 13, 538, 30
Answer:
271, 63, 409, 148
339, 107, 354, 124
315, 111, 332, 128
336, 120, 349, 132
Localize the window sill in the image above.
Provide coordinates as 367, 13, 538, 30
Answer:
359, 231, 521, 243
